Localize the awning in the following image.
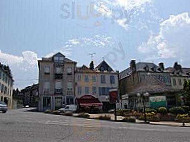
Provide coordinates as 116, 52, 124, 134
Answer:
76, 95, 103, 107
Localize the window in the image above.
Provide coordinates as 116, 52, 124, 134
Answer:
110, 76, 115, 84
0, 83, 1, 92
173, 79, 176, 86
67, 68, 72, 75
43, 82, 50, 93
85, 87, 89, 94
1, 84, 4, 93
0, 71, 1, 79
78, 75, 81, 81
67, 82, 73, 91
85, 75, 89, 82
78, 87, 82, 95
4, 86, 7, 94
101, 75, 106, 83
55, 81, 62, 89
92, 87, 97, 95
44, 66, 50, 74
55, 67, 62, 74
99, 87, 110, 96
54, 56, 64, 63
178, 79, 182, 86
92, 76, 96, 82
66, 96, 74, 105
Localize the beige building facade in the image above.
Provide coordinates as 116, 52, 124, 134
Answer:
0, 63, 14, 109
38, 53, 76, 111
75, 61, 118, 111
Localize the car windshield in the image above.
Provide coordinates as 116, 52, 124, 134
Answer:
0, 101, 6, 105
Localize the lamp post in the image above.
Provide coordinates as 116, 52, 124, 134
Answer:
137, 92, 149, 123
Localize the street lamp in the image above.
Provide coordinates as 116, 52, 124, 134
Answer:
137, 92, 149, 123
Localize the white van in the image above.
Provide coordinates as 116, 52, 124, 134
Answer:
58, 105, 77, 113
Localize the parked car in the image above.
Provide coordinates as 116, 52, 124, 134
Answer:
0, 101, 8, 113
58, 105, 77, 113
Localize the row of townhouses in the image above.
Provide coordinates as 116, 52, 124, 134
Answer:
38, 53, 118, 111
38, 53, 190, 112
0, 63, 14, 108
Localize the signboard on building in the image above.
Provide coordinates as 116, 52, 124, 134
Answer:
109, 89, 118, 104
149, 96, 167, 109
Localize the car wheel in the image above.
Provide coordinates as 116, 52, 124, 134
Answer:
2, 111, 7, 113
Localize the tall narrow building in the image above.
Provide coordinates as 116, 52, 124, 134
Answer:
38, 53, 76, 111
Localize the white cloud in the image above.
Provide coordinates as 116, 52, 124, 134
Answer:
0, 50, 39, 89
67, 35, 113, 48
116, 0, 151, 11
94, 0, 153, 30
68, 39, 80, 45
116, 18, 128, 30
0, 50, 38, 70
138, 12, 190, 64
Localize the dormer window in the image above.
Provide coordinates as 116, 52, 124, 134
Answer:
54, 56, 64, 63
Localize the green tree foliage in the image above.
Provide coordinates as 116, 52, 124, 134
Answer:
183, 80, 190, 106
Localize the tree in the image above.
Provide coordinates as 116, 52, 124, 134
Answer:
89, 61, 94, 70
183, 80, 190, 106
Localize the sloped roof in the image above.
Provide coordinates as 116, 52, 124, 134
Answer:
76, 65, 95, 73
95, 60, 114, 72
120, 62, 161, 79
40, 52, 76, 63
165, 67, 190, 77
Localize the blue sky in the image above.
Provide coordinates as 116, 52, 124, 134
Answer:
0, 0, 190, 89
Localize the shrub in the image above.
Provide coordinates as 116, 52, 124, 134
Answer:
139, 112, 160, 122
52, 110, 60, 115
169, 107, 185, 115
77, 113, 90, 118
64, 111, 73, 116
176, 114, 190, 123
122, 116, 136, 123
158, 107, 167, 115
145, 108, 157, 113
98, 115, 111, 120
159, 113, 176, 121
44, 110, 52, 114
116, 109, 131, 116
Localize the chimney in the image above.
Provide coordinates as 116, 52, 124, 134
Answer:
159, 62, 165, 71
130, 60, 136, 72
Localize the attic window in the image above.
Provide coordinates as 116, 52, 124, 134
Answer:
100, 67, 104, 71
54, 56, 64, 63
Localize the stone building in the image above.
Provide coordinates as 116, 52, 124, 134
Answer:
166, 62, 190, 90
119, 60, 177, 109
0, 63, 14, 108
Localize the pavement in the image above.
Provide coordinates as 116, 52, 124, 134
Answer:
89, 113, 190, 127
0, 108, 190, 142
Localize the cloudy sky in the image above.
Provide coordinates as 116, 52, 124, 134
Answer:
0, 0, 190, 89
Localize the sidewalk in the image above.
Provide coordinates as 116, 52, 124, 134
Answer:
149, 121, 190, 127
88, 113, 190, 127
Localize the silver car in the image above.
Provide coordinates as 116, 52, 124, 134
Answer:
0, 101, 8, 113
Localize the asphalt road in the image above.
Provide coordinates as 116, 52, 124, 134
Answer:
0, 108, 190, 142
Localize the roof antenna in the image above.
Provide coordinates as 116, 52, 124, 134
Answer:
89, 53, 96, 61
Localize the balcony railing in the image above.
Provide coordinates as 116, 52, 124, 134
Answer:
54, 89, 63, 94
55, 74, 63, 79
